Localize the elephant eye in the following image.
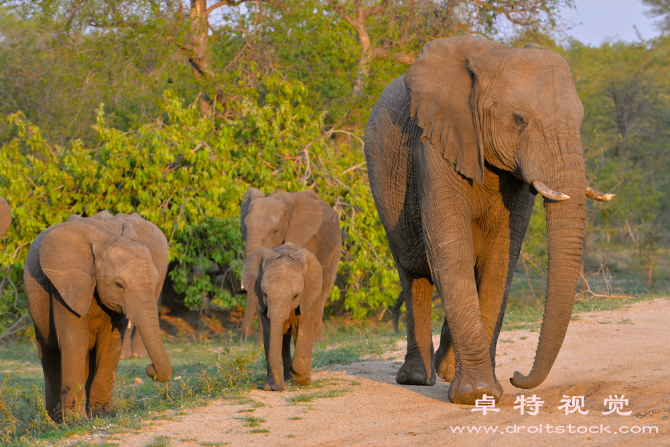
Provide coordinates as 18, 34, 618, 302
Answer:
115, 281, 125, 289
513, 114, 527, 129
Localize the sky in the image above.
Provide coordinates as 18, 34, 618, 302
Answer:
557, 0, 663, 46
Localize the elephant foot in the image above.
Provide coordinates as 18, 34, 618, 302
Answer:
447, 371, 502, 405
396, 355, 436, 386
435, 344, 455, 382
119, 346, 131, 360
90, 402, 116, 418
292, 373, 311, 387
263, 380, 286, 392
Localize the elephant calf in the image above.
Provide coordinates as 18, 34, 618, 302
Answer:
240, 188, 342, 343
24, 216, 172, 422
87, 211, 169, 359
242, 243, 325, 391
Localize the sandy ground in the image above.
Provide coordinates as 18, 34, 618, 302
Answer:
72, 299, 669, 446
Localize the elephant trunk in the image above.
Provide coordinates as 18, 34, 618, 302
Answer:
268, 313, 286, 391
242, 235, 268, 338
127, 300, 172, 383
512, 156, 586, 389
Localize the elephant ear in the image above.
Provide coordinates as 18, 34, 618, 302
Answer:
240, 188, 265, 240
0, 196, 11, 237
39, 221, 110, 317
122, 213, 169, 283
405, 36, 502, 185
283, 191, 323, 248
289, 248, 323, 316
242, 247, 279, 314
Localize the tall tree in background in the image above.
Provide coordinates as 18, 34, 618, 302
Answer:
324, 0, 573, 97
644, 0, 670, 32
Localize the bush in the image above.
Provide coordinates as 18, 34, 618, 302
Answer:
0, 77, 399, 336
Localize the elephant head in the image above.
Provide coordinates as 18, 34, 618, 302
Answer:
242, 243, 322, 391
0, 196, 11, 237
88, 210, 169, 302
240, 188, 325, 337
405, 37, 613, 389
39, 218, 172, 382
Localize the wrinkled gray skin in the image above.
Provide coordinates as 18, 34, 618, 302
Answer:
0, 196, 11, 237
242, 243, 324, 391
87, 211, 169, 359
24, 217, 172, 422
240, 189, 341, 343
365, 37, 610, 405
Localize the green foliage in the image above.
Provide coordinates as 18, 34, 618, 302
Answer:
1, 0, 669, 328
0, 74, 399, 327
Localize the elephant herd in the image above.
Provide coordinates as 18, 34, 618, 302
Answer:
0, 36, 616, 422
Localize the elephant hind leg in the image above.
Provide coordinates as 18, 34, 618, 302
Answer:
396, 273, 435, 386
120, 321, 132, 359
282, 331, 292, 383
130, 326, 148, 358
38, 344, 63, 422
435, 318, 455, 382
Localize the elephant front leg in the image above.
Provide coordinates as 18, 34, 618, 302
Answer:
291, 316, 319, 386
396, 272, 435, 386
438, 261, 501, 404
88, 323, 123, 418
54, 306, 89, 420
428, 231, 500, 404
59, 345, 89, 420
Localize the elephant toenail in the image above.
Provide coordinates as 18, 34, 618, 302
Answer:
459, 384, 473, 394
410, 372, 425, 383
476, 382, 490, 392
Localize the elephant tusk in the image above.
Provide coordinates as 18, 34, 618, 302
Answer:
531, 181, 570, 201
586, 186, 615, 202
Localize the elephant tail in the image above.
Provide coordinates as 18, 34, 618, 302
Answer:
392, 291, 404, 334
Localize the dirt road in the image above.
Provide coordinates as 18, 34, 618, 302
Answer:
79, 299, 669, 446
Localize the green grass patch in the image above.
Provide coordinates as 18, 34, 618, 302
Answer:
236, 416, 265, 427
286, 388, 348, 404
145, 435, 173, 447
250, 428, 270, 434
0, 340, 265, 445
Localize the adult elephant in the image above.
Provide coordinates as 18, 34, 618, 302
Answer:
240, 188, 341, 341
365, 37, 614, 405
0, 196, 11, 237
88, 211, 169, 359
24, 216, 172, 421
